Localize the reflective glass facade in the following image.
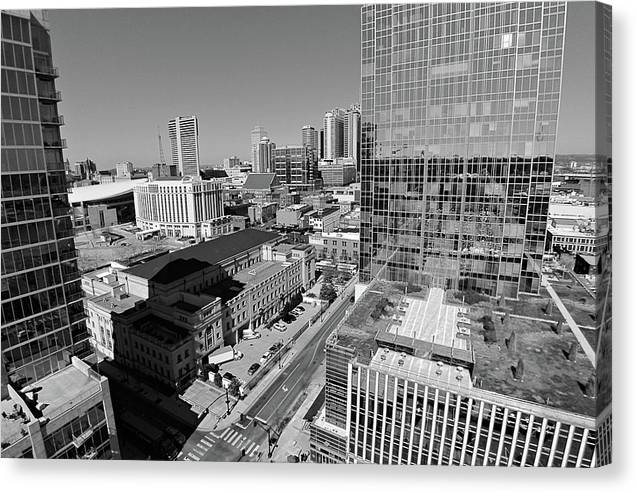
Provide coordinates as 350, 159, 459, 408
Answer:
1, 11, 90, 388
359, 3, 567, 297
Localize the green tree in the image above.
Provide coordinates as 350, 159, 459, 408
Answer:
228, 377, 241, 397
320, 282, 337, 303
213, 372, 223, 388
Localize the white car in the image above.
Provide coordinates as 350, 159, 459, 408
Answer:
259, 352, 271, 364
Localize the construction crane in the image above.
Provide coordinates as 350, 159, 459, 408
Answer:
157, 125, 167, 165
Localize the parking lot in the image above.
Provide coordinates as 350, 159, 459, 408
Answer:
215, 300, 322, 385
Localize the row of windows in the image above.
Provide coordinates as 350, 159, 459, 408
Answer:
1, 40, 34, 70
1, 94, 40, 122
1, 67, 36, 96
1, 306, 68, 350
1, 121, 43, 147
2, 324, 74, 371
43, 403, 106, 457
1, 285, 67, 325
1, 14, 31, 44
1, 264, 63, 299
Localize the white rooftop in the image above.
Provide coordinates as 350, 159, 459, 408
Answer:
68, 179, 147, 204
385, 288, 469, 351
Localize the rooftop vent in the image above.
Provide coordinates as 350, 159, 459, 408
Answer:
455, 374, 463, 381
398, 359, 404, 366
513, 358, 525, 381
435, 368, 442, 376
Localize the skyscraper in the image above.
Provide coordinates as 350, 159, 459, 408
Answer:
251, 125, 268, 171
359, 2, 567, 298
323, 109, 345, 160
343, 105, 361, 168
1, 10, 92, 387
302, 125, 319, 154
168, 115, 200, 177
257, 136, 276, 173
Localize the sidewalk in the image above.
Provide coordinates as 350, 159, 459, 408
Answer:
270, 363, 324, 462
196, 277, 356, 433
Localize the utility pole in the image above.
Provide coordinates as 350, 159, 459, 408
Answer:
253, 416, 277, 459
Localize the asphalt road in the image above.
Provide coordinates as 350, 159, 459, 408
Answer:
178, 293, 352, 462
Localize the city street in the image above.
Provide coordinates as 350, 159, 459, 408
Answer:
177, 285, 353, 462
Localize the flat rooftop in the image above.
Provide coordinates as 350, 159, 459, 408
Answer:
233, 261, 287, 287
336, 280, 599, 418
134, 314, 191, 347
88, 292, 143, 314
384, 289, 470, 352
369, 349, 472, 390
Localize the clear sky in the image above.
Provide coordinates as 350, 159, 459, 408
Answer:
48, 3, 597, 169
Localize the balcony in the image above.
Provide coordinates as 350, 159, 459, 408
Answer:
41, 115, 64, 126
38, 90, 62, 102
43, 138, 67, 149
34, 65, 59, 78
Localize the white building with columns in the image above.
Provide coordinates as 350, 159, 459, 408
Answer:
133, 176, 224, 239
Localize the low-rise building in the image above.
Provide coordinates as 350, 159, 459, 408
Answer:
116, 161, 134, 178
304, 206, 341, 233
1, 356, 120, 459
201, 215, 234, 239
276, 204, 312, 228
329, 183, 361, 204
309, 229, 360, 264
81, 230, 316, 391
242, 173, 282, 205
69, 179, 145, 232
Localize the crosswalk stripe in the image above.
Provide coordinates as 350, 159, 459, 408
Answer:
230, 434, 242, 446
183, 456, 192, 461
245, 442, 256, 455
225, 430, 238, 442
188, 453, 200, 461
195, 443, 207, 451
192, 447, 204, 455
249, 445, 259, 457
201, 439, 213, 447
220, 428, 232, 440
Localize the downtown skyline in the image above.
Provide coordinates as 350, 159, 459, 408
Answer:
46, 3, 600, 169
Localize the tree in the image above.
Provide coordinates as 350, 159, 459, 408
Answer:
320, 282, 337, 303
228, 377, 241, 397
213, 372, 223, 388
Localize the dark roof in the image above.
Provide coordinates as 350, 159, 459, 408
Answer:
243, 173, 278, 190
124, 229, 281, 283
151, 258, 210, 284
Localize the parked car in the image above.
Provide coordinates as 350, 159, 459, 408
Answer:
273, 322, 287, 332
295, 306, 305, 312
259, 352, 271, 364
247, 363, 260, 376
243, 332, 261, 340
269, 343, 282, 353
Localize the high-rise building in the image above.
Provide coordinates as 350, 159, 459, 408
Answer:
343, 105, 361, 168
323, 109, 345, 160
1, 10, 92, 388
319, 128, 325, 160
251, 125, 268, 171
223, 155, 241, 169
115, 160, 133, 178
302, 125, 319, 154
257, 136, 276, 173
168, 115, 200, 177
318, 157, 357, 187
359, 3, 567, 298
310, 281, 608, 466
273, 145, 319, 187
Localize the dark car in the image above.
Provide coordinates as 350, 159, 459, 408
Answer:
247, 363, 260, 376
294, 305, 305, 312
269, 343, 282, 353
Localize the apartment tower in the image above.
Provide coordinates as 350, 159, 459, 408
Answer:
168, 115, 200, 178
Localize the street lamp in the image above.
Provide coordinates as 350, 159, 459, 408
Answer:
253, 416, 278, 459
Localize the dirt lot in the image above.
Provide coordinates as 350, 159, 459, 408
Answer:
75, 224, 185, 272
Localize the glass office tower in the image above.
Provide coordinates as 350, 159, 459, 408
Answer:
359, 2, 566, 298
1, 10, 90, 389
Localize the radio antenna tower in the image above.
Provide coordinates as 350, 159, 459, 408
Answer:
157, 126, 167, 165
